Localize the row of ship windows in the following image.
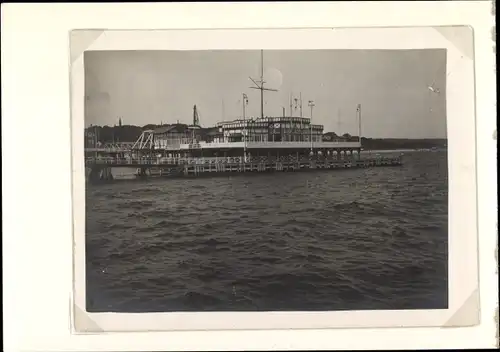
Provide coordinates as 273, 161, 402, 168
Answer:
219, 126, 323, 131
235, 136, 323, 142
225, 130, 324, 135
217, 117, 311, 125
155, 131, 324, 141
154, 136, 324, 144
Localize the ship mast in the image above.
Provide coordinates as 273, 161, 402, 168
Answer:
260, 50, 264, 119
190, 104, 202, 144
357, 103, 362, 143
249, 50, 278, 119
299, 92, 303, 117
193, 104, 199, 126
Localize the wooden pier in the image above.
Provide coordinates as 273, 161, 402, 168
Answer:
85, 155, 403, 183
181, 157, 401, 176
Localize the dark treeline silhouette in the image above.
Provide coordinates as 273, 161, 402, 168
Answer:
361, 137, 447, 150
85, 125, 446, 150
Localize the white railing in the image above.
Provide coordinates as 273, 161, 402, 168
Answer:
87, 140, 362, 153
84, 153, 397, 167
169, 140, 361, 150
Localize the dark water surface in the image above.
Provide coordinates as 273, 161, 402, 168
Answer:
85, 151, 448, 312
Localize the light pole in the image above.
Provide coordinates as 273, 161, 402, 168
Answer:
242, 93, 249, 162
308, 100, 315, 154
357, 103, 362, 160
94, 125, 98, 160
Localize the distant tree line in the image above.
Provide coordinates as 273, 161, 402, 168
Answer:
361, 137, 447, 150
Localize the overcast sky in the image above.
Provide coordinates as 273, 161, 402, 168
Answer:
84, 49, 447, 138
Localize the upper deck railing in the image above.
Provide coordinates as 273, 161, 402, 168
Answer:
169, 140, 362, 151
85, 140, 362, 153
85, 153, 401, 167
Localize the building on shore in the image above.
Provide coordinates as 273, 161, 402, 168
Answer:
153, 123, 191, 149
216, 116, 323, 143
146, 105, 361, 160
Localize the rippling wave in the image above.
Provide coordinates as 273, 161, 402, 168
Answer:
85, 151, 448, 312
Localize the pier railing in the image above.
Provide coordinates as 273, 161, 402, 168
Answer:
85, 141, 363, 153
86, 154, 402, 167
169, 140, 362, 151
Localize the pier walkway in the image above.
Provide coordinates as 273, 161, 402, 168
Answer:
85, 154, 402, 167
85, 154, 403, 182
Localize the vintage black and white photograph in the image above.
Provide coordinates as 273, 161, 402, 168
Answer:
70, 26, 480, 333
83, 47, 449, 313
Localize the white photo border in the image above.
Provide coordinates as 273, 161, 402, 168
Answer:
71, 26, 478, 332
